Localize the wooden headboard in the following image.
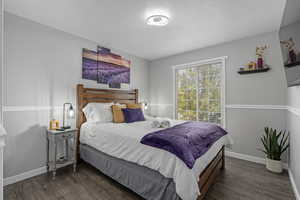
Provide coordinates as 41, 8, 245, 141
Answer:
76, 84, 138, 130
76, 84, 138, 159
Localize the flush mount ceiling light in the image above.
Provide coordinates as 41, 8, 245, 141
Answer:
146, 15, 169, 26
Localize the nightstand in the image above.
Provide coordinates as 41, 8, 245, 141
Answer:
46, 128, 78, 179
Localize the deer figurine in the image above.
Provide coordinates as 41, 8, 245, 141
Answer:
256, 45, 268, 69
281, 38, 298, 64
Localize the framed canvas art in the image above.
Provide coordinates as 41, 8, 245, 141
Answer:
82, 46, 131, 88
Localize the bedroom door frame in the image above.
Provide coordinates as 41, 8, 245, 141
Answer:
172, 56, 227, 128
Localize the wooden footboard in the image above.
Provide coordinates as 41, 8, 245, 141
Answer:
198, 146, 225, 200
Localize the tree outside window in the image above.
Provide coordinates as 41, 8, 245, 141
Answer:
176, 63, 222, 124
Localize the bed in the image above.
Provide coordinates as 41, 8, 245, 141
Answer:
76, 84, 226, 200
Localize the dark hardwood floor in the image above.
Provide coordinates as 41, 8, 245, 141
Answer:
4, 157, 296, 200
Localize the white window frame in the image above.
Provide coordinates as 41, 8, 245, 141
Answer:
172, 56, 227, 128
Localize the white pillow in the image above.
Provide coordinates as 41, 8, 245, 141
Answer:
83, 102, 113, 122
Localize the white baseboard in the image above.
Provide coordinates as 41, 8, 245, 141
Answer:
289, 169, 300, 200
225, 150, 289, 169
4, 166, 47, 186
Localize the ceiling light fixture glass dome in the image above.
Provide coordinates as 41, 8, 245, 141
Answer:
146, 15, 169, 26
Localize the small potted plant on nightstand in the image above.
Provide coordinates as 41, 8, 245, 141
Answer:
259, 127, 289, 173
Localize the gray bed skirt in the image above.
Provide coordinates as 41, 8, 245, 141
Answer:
80, 144, 181, 200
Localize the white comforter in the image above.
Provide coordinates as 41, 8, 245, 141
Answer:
80, 119, 231, 200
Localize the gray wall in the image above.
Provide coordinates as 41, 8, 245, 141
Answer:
3, 13, 149, 178
149, 32, 287, 159
280, 21, 300, 196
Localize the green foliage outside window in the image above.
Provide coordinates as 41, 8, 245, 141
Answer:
176, 63, 222, 124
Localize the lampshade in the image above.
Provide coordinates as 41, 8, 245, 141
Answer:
142, 101, 148, 110
63, 103, 75, 129
68, 105, 75, 118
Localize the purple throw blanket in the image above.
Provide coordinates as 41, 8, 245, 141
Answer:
141, 121, 227, 169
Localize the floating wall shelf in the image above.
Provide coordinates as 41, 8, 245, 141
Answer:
238, 67, 270, 75
285, 61, 300, 68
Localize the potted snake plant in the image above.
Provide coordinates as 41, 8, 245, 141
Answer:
259, 127, 289, 173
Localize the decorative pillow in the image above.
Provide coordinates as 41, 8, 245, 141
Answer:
126, 103, 142, 109
82, 102, 113, 122
111, 104, 127, 123
122, 108, 145, 123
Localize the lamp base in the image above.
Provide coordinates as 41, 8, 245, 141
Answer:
56, 126, 71, 131
61, 126, 71, 130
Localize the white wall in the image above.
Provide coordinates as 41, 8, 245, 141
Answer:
3, 12, 149, 178
0, 0, 2, 123
0, 1, 3, 199
149, 32, 287, 159
286, 107, 300, 199
280, 20, 300, 199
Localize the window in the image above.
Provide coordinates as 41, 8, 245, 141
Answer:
174, 57, 226, 126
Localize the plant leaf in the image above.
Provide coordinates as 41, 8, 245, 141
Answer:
260, 127, 289, 160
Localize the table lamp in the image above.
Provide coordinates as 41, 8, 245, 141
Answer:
142, 101, 148, 111
62, 103, 75, 129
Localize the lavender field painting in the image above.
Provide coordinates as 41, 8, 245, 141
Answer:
82, 46, 131, 88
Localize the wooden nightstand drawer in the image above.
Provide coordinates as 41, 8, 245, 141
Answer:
56, 132, 75, 140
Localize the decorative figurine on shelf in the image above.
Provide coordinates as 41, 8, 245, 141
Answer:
256, 45, 268, 69
49, 119, 60, 130
247, 61, 257, 70
280, 38, 299, 64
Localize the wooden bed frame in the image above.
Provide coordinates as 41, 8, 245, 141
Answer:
76, 84, 225, 200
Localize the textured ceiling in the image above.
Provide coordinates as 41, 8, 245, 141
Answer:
5, 0, 287, 60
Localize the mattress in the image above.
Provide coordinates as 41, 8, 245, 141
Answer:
79, 119, 230, 200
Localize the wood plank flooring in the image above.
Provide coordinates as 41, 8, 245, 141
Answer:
4, 157, 296, 200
